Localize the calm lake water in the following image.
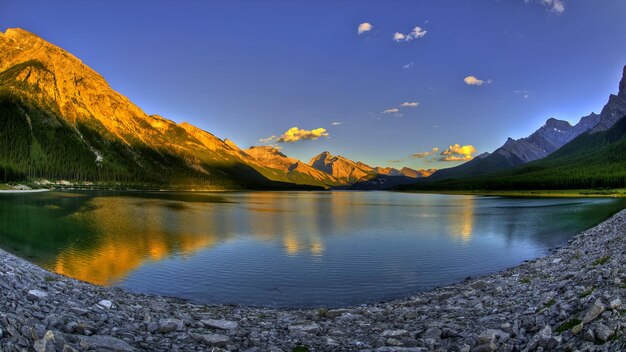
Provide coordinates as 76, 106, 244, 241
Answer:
0, 191, 623, 307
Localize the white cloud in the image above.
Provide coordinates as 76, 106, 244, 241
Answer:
331, 121, 344, 126
262, 127, 329, 144
393, 32, 406, 41
382, 108, 399, 114
394, 26, 428, 42
357, 22, 373, 35
402, 61, 414, 69
400, 101, 419, 107
526, 0, 565, 14
464, 75, 491, 86
410, 26, 428, 39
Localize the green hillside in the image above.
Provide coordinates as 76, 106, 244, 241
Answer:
398, 115, 626, 191
0, 88, 311, 190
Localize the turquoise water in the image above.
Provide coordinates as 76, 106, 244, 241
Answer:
0, 191, 622, 307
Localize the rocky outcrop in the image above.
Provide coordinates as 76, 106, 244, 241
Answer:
309, 152, 433, 186
309, 151, 373, 184
589, 66, 626, 132
244, 146, 342, 187
400, 167, 436, 178
1, 209, 624, 351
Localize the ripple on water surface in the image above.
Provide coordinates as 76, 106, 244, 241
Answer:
0, 191, 623, 307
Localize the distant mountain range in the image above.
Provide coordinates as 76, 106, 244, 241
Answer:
401, 65, 626, 191
0, 28, 431, 190
428, 66, 626, 182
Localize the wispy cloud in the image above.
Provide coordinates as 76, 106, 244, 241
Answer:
261, 127, 329, 144
400, 101, 419, 107
464, 75, 491, 86
525, 0, 565, 14
357, 22, 373, 35
382, 108, 400, 114
402, 61, 414, 70
331, 121, 345, 126
514, 90, 531, 99
393, 26, 427, 42
438, 144, 477, 161
411, 147, 439, 159
259, 136, 276, 144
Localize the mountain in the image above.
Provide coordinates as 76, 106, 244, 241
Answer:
426, 65, 626, 182
308, 151, 432, 186
589, 66, 626, 132
243, 146, 342, 187
0, 28, 318, 189
399, 114, 626, 191
308, 152, 373, 184
400, 167, 436, 178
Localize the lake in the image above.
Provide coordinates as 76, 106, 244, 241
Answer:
0, 191, 623, 307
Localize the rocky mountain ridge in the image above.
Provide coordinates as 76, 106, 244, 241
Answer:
0, 28, 427, 189
428, 65, 626, 181
308, 151, 431, 185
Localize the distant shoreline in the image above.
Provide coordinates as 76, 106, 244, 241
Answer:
399, 188, 626, 198
0, 188, 49, 193
2, 182, 626, 197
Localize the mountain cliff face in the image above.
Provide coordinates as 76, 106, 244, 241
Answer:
308, 152, 372, 184
400, 167, 436, 178
0, 28, 311, 189
427, 65, 626, 181
589, 66, 626, 133
243, 146, 342, 187
307, 151, 431, 185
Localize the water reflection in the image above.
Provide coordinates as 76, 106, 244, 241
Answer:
449, 196, 475, 241
0, 191, 623, 307
54, 197, 220, 285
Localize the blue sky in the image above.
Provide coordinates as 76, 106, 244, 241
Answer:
1, 0, 626, 169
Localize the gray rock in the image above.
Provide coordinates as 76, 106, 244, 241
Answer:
27, 289, 48, 300
609, 298, 621, 309
158, 318, 184, 333
200, 333, 230, 347
421, 327, 441, 340
594, 323, 613, 342
474, 342, 497, 352
97, 299, 114, 309
288, 322, 320, 334
477, 329, 509, 345
581, 299, 605, 324
202, 318, 238, 330
381, 329, 409, 338
583, 328, 595, 342
79, 335, 135, 351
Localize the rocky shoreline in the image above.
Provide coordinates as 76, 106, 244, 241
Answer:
1, 211, 625, 351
